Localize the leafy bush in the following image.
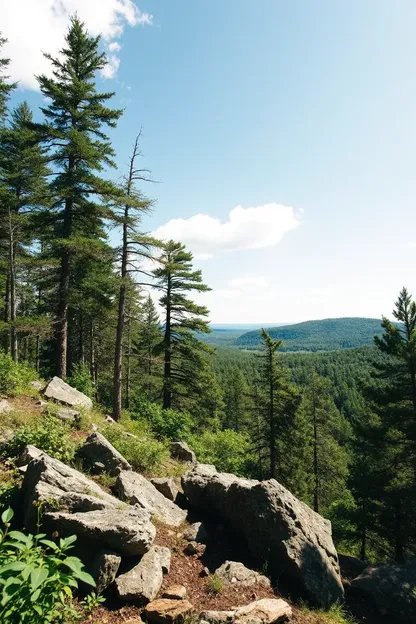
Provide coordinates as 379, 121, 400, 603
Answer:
189, 429, 252, 475
205, 574, 224, 595
0, 507, 95, 623
0, 352, 37, 397
67, 361, 94, 399
101, 423, 168, 473
130, 398, 193, 441
3, 416, 76, 464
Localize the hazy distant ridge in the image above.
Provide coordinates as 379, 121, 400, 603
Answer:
234, 317, 385, 351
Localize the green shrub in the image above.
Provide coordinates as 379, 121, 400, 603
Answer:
3, 416, 76, 463
67, 361, 94, 399
0, 352, 37, 397
189, 429, 252, 475
130, 398, 193, 441
101, 423, 168, 473
0, 507, 95, 623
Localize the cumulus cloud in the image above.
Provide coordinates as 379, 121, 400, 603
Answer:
152, 203, 301, 259
228, 273, 268, 290
1, 0, 152, 89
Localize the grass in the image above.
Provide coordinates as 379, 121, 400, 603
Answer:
298, 603, 358, 624
205, 574, 224, 595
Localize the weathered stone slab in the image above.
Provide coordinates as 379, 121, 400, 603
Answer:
44, 376, 92, 409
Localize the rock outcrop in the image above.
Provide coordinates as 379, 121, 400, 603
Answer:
183, 521, 208, 543
215, 561, 271, 587
233, 599, 292, 624
44, 376, 92, 409
170, 441, 196, 463
116, 470, 187, 527
77, 432, 132, 475
116, 545, 170, 604
21, 448, 155, 555
350, 558, 416, 622
182, 463, 343, 608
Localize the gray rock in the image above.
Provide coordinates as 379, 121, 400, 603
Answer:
90, 549, 121, 593
233, 599, 292, 624
200, 611, 235, 624
78, 432, 131, 476
0, 427, 14, 451
57, 407, 80, 421
47, 507, 155, 556
21, 449, 123, 527
17, 444, 44, 466
150, 477, 179, 502
116, 471, 187, 527
35, 400, 48, 408
182, 464, 343, 609
105, 415, 116, 424
115, 545, 169, 604
44, 376, 92, 409
154, 545, 171, 574
183, 522, 208, 544
350, 558, 416, 622
184, 541, 206, 557
163, 585, 187, 600
170, 441, 196, 463
338, 553, 367, 580
215, 561, 270, 587
0, 399, 12, 414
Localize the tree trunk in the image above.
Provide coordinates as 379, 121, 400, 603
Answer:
162, 274, 172, 409
125, 318, 131, 410
2, 271, 10, 353
79, 311, 85, 362
56, 186, 73, 380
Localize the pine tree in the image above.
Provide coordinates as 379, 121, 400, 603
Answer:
361, 287, 416, 561
35, 16, 123, 379
300, 372, 350, 513
133, 294, 163, 399
0, 102, 50, 361
0, 34, 15, 123
153, 240, 211, 410
254, 329, 303, 483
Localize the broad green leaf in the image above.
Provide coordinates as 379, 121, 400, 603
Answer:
30, 567, 48, 591
7, 531, 31, 544
0, 561, 26, 574
39, 539, 59, 551
62, 556, 83, 573
1, 509, 13, 524
75, 570, 96, 586
30, 588, 41, 602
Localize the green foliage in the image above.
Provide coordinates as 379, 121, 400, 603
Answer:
0, 508, 95, 623
205, 574, 224, 595
236, 318, 386, 352
0, 352, 36, 396
3, 415, 75, 464
189, 429, 252, 475
68, 361, 94, 399
299, 602, 357, 624
101, 422, 168, 473
130, 397, 193, 441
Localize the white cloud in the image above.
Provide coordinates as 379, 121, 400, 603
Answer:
228, 273, 268, 289
101, 54, 120, 79
152, 203, 301, 259
1, 1, 153, 89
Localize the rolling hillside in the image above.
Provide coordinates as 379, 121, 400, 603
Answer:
234, 317, 385, 351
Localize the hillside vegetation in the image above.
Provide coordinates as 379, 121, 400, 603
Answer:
235, 318, 385, 351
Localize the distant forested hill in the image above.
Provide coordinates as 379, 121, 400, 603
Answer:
234, 317, 385, 351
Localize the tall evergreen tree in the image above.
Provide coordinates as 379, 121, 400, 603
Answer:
35, 16, 123, 378
0, 102, 50, 361
253, 329, 304, 487
153, 240, 211, 410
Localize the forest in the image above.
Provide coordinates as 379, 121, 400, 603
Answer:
0, 14, 415, 585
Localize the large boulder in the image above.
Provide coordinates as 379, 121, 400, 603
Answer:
21, 448, 155, 556
350, 559, 416, 622
21, 449, 119, 527
77, 432, 131, 475
44, 376, 92, 409
170, 441, 196, 463
116, 471, 187, 527
115, 545, 170, 604
183, 522, 208, 543
46, 507, 155, 556
182, 464, 343, 609
215, 561, 270, 587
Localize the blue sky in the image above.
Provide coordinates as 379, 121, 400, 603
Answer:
4, 1, 416, 323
